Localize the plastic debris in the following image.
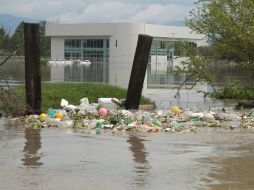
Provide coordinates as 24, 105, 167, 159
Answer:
80, 97, 89, 106
79, 97, 93, 111
170, 106, 181, 115
203, 112, 215, 123
48, 109, 58, 118
55, 112, 64, 119
98, 107, 108, 115
66, 104, 77, 110
98, 98, 120, 110
22, 97, 254, 133
39, 113, 47, 121
191, 112, 204, 119
61, 99, 69, 107
152, 121, 162, 127
215, 113, 241, 121
171, 121, 184, 131
248, 110, 254, 117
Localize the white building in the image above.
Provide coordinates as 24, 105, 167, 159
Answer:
45, 23, 207, 89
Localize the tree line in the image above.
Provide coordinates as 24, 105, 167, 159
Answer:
0, 21, 50, 58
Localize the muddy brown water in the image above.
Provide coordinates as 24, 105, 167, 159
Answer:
1, 118, 254, 190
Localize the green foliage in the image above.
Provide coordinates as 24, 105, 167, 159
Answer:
174, 0, 254, 98
187, 0, 254, 68
39, 21, 51, 58
172, 42, 217, 98
0, 21, 50, 57
15, 83, 153, 112
210, 80, 254, 100
0, 28, 13, 53
11, 22, 24, 55
214, 86, 254, 100
0, 88, 27, 117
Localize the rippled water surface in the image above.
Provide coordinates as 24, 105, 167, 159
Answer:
1, 118, 254, 190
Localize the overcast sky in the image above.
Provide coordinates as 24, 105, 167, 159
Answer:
0, 0, 196, 25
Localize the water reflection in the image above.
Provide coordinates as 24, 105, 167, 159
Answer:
0, 60, 50, 81
64, 61, 108, 82
127, 135, 150, 188
50, 63, 109, 83
22, 128, 43, 167
1, 59, 251, 89
147, 61, 251, 87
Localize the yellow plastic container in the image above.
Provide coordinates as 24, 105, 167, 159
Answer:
170, 106, 181, 115
39, 113, 47, 121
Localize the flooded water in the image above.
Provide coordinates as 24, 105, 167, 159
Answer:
0, 59, 107, 83
1, 117, 254, 190
0, 59, 251, 110
143, 87, 238, 110
0, 58, 251, 85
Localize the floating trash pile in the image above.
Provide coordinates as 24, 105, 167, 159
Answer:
24, 97, 254, 133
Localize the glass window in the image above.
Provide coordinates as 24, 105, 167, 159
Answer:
106, 39, 109, 48
83, 40, 87, 48
65, 53, 70, 60
98, 40, 102, 48
71, 52, 81, 59
64, 40, 72, 48
71, 40, 75, 47
87, 40, 91, 48
76, 40, 81, 48
96, 40, 100, 48
64, 38, 109, 82
160, 41, 166, 49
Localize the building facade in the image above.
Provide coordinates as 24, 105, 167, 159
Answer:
46, 23, 207, 89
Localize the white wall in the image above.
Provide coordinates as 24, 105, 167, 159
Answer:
46, 23, 115, 36
46, 23, 207, 89
109, 23, 146, 88
145, 24, 203, 39
51, 37, 64, 59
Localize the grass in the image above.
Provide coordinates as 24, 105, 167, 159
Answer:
15, 82, 153, 112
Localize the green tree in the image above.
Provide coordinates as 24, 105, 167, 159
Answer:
187, 0, 254, 69
172, 42, 217, 98
39, 21, 51, 58
0, 27, 5, 52
12, 22, 24, 55
9, 21, 50, 58
0, 27, 13, 53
